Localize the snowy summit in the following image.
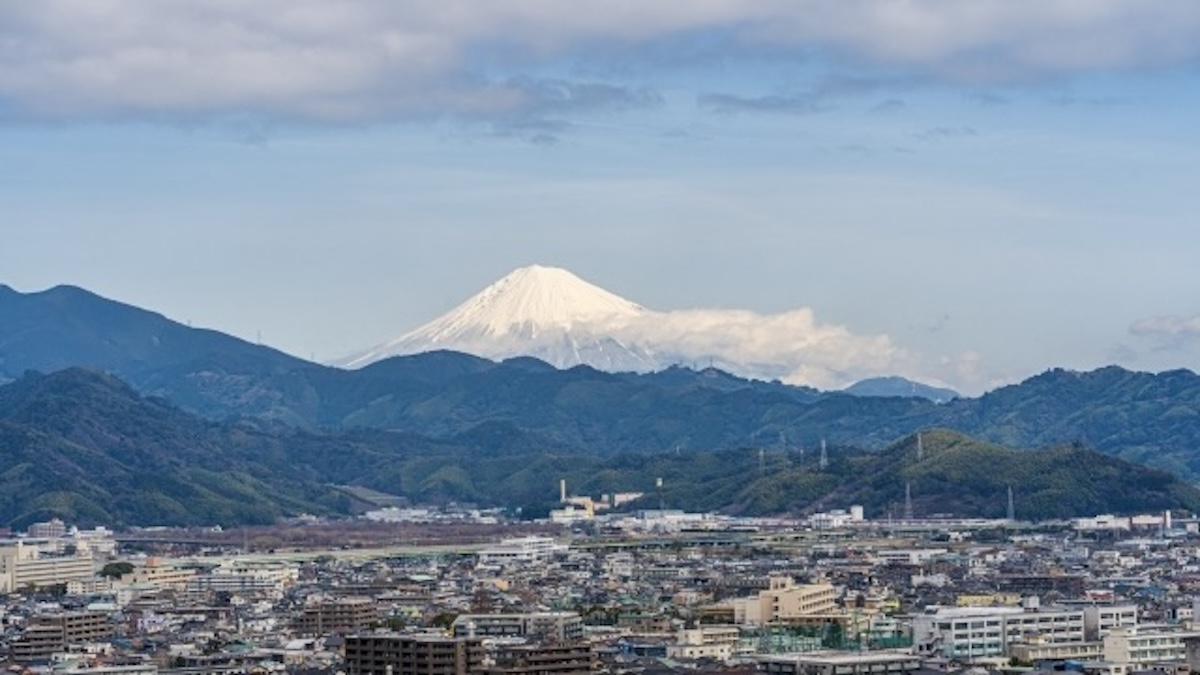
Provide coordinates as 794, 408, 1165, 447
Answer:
340, 265, 655, 370
410, 264, 646, 338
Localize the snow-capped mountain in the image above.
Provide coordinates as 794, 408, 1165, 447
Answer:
341, 264, 923, 390
340, 265, 658, 371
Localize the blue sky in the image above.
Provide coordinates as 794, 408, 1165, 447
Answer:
3, 2, 1200, 393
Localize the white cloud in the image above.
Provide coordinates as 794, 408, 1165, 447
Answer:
1130, 314, 1200, 346
613, 308, 906, 390
2, 1, 1199, 122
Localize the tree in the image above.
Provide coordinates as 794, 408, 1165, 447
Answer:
429, 612, 458, 630
100, 561, 135, 578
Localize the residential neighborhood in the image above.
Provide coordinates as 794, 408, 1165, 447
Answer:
4, 507, 1200, 675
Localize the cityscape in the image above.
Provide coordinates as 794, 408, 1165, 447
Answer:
3, 502, 1200, 675
5, 2, 1200, 675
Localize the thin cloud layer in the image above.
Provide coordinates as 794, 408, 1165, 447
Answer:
1130, 314, 1200, 348
2, 1, 1199, 122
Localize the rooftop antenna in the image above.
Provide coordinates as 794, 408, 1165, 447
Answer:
1007, 485, 1015, 522
904, 482, 914, 521
819, 439, 829, 470
916, 433, 924, 462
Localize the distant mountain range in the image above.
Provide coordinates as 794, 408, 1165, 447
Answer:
5, 281, 1200, 485
0, 369, 1195, 528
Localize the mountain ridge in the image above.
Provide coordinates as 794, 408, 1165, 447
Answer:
2, 369, 1197, 526
9, 282, 1200, 480
843, 376, 959, 403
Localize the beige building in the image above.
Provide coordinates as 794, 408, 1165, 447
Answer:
0, 541, 96, 592
1104, 625, 1200, 668
121, 558, 195, 590
668, 626, 741, 660
728, 577, 838, 625
1009, 639, 1105, 663
956, 593, 1022, 608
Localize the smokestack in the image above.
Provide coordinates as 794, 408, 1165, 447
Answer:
560, 479, 567, 503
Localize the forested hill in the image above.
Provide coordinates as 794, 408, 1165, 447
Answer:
1, 370, 1197, 527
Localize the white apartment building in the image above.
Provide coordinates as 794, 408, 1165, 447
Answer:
876, 549, 949, 565
186, 561, 298, 594
452, 612, 584, 641
476, 536, 567, 565
807, 507, 864, 530
912, 604, 1138, 659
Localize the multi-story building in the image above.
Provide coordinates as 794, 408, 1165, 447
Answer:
8, 611, 113, 661
998, 574, 1087, 597
66, 577, 114, 595
727, 577, 838, 625
476, 537, 567, 565
875, 549, 949, 566
911, 603, 1138, 659
344, 634, 484, 675
0, 541, 95, 592
121, 558, 195, 590
486, 641, 596, 675
294, 596, 379, 636
667, 626, 741, 660
186, 561, 298, 595
1103, 624, 1200, 668
1009, 639, 1105, 663
760, 651, 922, 675
452, 612, 584, 642
26, 519, 67, 538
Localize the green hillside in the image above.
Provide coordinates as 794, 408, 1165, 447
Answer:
2, 369, 1198, 527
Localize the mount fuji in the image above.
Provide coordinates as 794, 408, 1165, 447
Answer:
341, 265, 659, 372
340, 264, 913, 389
